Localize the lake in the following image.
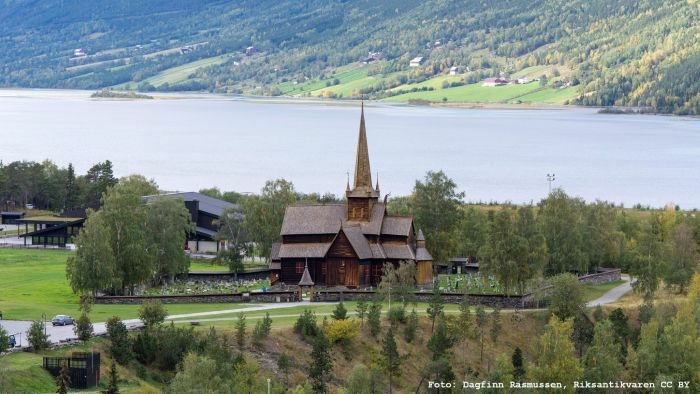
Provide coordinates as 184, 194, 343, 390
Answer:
1, 89, 699, 208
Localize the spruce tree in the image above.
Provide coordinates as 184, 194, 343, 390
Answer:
368, 301, 382, 338
332, 301, 347, 320
102, 362, 120, 394
356, 297, 368, 326
512, 347, 525, 381
56, 360, 71, 394
309, 332, 332, 393
382, 327, 401, 394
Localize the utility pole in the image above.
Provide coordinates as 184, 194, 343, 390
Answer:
546, 173, 556, 194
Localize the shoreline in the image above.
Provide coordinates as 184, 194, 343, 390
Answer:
1, 88, 695, 118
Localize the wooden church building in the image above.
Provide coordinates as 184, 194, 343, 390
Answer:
270, 105, 433, 287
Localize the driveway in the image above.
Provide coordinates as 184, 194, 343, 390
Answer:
586, 275, 634, 308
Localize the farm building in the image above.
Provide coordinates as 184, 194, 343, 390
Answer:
270, 105, 433, 287
409, 56, 424, 67
482, 77, 508, 87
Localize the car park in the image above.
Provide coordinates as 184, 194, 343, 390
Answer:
51, 315, 74, 326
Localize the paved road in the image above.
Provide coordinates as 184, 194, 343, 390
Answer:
586, 275, 634, 308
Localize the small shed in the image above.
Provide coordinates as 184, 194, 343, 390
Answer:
409, 57, 424, 67
43, 352, 101, 389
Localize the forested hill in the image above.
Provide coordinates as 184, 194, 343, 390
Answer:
1, 0, 698, 114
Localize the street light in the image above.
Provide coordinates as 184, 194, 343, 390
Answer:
546, 173, 556, 194
267, 378, 271, 394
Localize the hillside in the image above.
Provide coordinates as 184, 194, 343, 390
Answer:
1, 0, 698, 114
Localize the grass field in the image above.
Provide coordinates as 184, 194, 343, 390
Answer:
0, 249, 261, 321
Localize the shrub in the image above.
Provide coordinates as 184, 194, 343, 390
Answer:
387, 306, 406, 326
294, 309, 318, 339
138, 300, 168, 328
106, 317, 132, 364
0, 326, 9, 353
73, 312, 93, 341
27, 320, 50, 352
324, 319, 358, 344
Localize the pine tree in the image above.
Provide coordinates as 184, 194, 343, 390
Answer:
332, 301, 347, 320
512, 347, 525, 381
426, 282, 444, 333
368, 301, 382, 338
356, 297, 368, 326
309, 333, 332, 393
102, 362, 120, 394
382, 327, 401, 394
403, 308, 418, 343
56, 360, 71, 394
235, 313, 246, 350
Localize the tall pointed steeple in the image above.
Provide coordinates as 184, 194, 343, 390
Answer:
353, 102, 373, 191
347, 102, 379, 221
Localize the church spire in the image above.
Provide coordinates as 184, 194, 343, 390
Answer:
353, 101, 373, 191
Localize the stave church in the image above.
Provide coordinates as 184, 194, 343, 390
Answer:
270, 105, 433, 287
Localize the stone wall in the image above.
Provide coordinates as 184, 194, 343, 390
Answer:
94, 290, 298, 304
311, 290, 538, 309
578, 268, 622, 284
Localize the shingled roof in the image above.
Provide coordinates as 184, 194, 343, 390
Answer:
280, 204, 345, 235
383, 244, 416, 260
341, 225, 373, 259
278, 243, 332, 258
381, 216, 413, 236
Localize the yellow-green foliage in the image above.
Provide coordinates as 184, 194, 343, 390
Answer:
324, 319, 358, 344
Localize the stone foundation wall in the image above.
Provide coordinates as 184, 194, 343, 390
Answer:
94, 291, 298, 304
578, 268, 622, 284
311, 290, 537, 309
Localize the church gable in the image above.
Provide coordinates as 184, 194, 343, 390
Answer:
327, 230, 357, 258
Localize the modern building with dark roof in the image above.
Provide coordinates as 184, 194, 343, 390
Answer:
271, 105, 433, 287
18, 215, 86, 247
144, 192, 237, 253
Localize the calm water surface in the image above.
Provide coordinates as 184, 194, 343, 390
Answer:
1, 89, 699, 208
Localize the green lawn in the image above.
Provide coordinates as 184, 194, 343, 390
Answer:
583, 279, 626, 302
0, 249, 260, 321
383, 81, 544, 103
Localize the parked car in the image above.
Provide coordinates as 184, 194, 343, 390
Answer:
51, 315, 74, 326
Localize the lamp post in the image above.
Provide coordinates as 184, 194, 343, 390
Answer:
267, 378, 271, 394
546, 173, 556, 194
41, 313, 46, 336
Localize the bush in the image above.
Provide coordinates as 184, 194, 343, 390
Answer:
106, 317, 132, 364
27, 320, 50, 352
324, 319, 358, 344
73, 312, 93, 341
387, 306, 406, 326
294, 309, 319, 340
138, 300, 168, 328
0, 325, 9, 353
